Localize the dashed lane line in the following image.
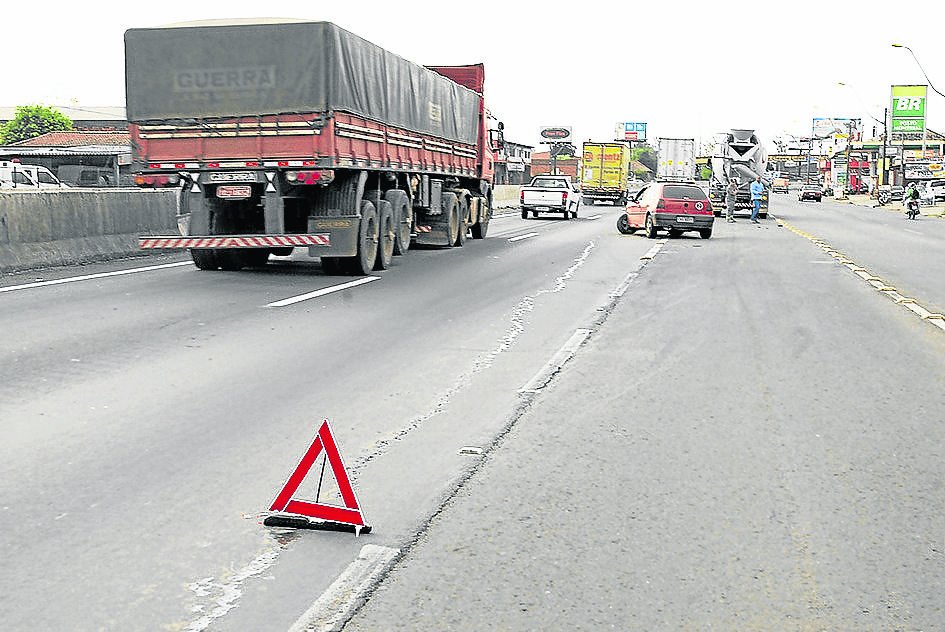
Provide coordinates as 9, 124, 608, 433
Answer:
0, 261, 193, 294
508, 232, 539, 243
780, 218, 945, 334
265, 277, 379, 307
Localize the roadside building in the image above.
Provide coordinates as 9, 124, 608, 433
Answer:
0, 130, 132, 186
494, 141, 533, 185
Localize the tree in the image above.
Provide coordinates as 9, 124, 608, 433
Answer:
631, 146, 658, 174
0, 105, 73, 145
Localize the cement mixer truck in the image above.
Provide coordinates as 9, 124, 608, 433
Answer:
708, 129, 769, 219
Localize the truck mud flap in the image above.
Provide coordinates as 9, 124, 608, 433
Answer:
306, 217, 359, 257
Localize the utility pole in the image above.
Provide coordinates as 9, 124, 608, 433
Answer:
880, 106, 888, 190
844, 119, 853, 196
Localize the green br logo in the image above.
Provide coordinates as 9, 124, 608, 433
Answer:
895, 97, 924, 112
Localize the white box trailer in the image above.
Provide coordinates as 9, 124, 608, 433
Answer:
657, 138, 696, 180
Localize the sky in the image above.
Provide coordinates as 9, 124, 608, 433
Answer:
4, 0, 943, 150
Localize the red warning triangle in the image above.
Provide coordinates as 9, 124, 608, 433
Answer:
270, 420, 366, 527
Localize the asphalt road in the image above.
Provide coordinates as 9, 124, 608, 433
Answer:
7, 194, 945, 630
0, 202, 651, 631
345, 199, 945, 631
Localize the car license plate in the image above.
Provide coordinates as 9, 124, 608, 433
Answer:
676, 216, 694, 223
217, 185, 252, 199
536, 206, 550, 212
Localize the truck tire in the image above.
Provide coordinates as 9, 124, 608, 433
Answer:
471, 191, 491, 239
454, 196, 468, 247
521, 208, 528, 220
242, 249, 271, 268
216, 250, 247, 271
384, 189, 412, 255
190, 249, 219, 270
440, 192, 459, 247
346, 200, 379, 275
321, 257, 343, 275
562, 209, 570, 220
644, 213, 658, 239
374, 199, 394, 270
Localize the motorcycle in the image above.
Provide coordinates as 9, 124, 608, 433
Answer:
906, 198, 920, 220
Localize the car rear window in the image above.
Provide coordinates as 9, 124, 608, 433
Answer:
662, 185, 706, 200
531, 178, 566, 188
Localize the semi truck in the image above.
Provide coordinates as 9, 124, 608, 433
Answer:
128, 19, 501, 273
581, 142, 631, 205
656, 138, 696, 181
708, 129, 769, 218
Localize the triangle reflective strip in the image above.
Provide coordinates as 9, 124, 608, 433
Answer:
265, 172, 275, 182
266, 182, 276, 192
269, 420, 366, 527
191, 183, 201, 193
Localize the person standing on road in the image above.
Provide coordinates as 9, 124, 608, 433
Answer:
725, 178, 738, 223
750, 176, 764, 224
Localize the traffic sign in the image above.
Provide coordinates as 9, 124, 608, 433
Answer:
268, 420, 368, 533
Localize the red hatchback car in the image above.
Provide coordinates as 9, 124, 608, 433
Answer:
616, 181, 714, 239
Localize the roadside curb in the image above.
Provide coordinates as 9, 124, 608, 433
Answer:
778, 217, 945, 335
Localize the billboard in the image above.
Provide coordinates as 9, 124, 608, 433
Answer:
903, 159, 945, 180
813, 117, 853, 140
539, 126, 572, 143
891, 85, 927, 136
616, 121, 647, 142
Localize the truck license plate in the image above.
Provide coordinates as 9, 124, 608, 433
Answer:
676, 216, 694, 223
535, 206, 550, 212
217, 185, 252, 199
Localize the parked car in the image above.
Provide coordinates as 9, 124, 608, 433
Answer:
57, 165, 119, 187
798, 184, 822, 202
0, 161, 66, 188
616, 180, 714, 239
889, 185, 904, 201
520, 175, 581, 219
925, 179, 945, 202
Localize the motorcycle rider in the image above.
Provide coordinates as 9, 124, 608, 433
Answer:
905, 183, 921, 219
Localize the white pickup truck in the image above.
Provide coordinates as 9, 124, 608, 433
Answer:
520, 175, 581, 220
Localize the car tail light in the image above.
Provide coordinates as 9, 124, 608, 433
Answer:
134, 175, 147, 186
143, 175, 156, 185
656, 199, 665, 209
561, 192, 568, 204
520, 190, 525, 203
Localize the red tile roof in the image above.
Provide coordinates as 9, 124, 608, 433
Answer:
12, 131, 130, 147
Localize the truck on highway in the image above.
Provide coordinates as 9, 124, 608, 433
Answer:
519, 175, 581, 219
580, 142, 631, 205
708, 129, 769, 218
656, 138, 696, 181
127, 19, 501, 273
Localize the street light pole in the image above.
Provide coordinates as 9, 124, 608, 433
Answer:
892, 44, 945, 98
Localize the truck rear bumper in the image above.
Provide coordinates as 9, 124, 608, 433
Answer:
139, 234, 330, 249
654, 213, 714, 230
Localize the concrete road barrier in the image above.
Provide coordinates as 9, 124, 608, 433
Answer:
493, 184, 521, 209
0, 188, 178, 272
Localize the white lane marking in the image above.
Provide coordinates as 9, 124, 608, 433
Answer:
266, 276, 379, 307
586, 214, 602, 220
508, 232, 539, 243
0, 261, 192, 294
904, 228, 922, 235
518, 328, 592, 394
288, 544, 400, 632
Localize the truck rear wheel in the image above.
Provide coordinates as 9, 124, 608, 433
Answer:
454, 196, 468, 247
440, 193, 459, 247
346, 200, 379, 275
521, 208, 528, 220
190, 249, 219, 270
374, 199, 394, 270
471, 191, 490, 239
384, 189, 412, 255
